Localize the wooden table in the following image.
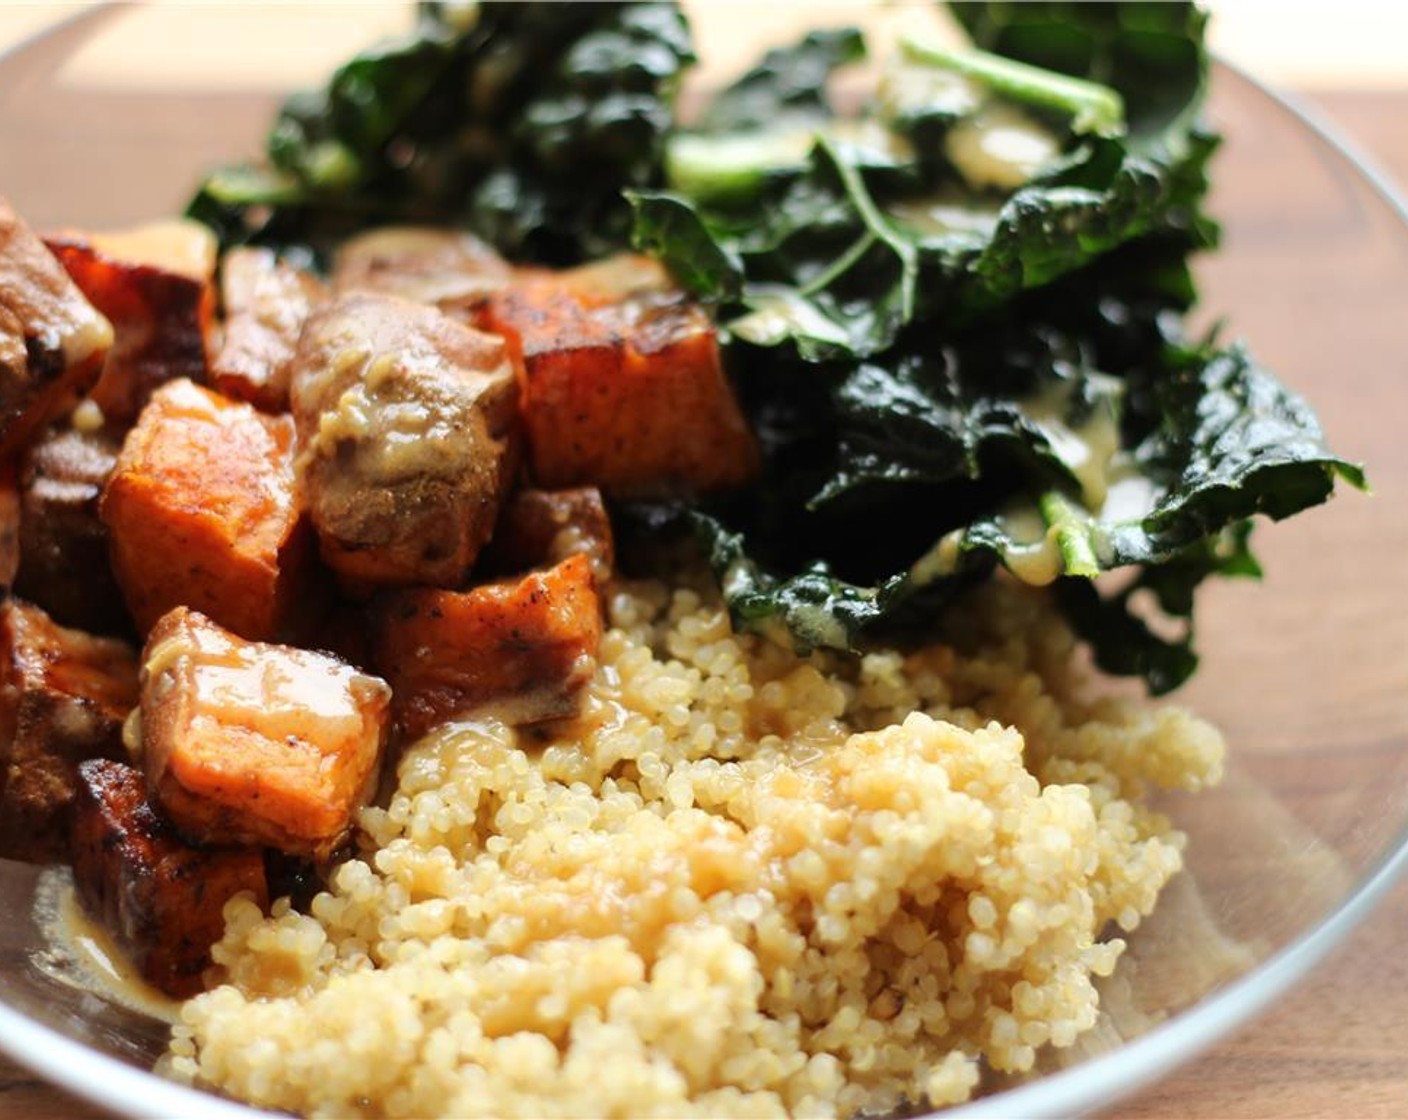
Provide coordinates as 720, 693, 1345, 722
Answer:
0, 7, 1406, 1118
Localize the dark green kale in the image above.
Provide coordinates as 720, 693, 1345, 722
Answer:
188, 2, 694, 264
636, 2, 1363, 691
632, 3, 1219, 360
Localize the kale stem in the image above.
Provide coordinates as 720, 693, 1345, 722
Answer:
798, 231, 876, 296
898, 34, 1125, 138
1038, 491, 1100, 578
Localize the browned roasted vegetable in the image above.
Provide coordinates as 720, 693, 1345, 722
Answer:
0, 197, 113, 457
139, 607, 392, 861
479, 253, 758, 498
376, 553, 601, 741
0, 599, 138, 862
16, 426, 129, 635
101, 378, 308, 640
332, 226, 511, 314
70, 757, 268, 997
478, 486, 614, 585
0, 460, 18, 592
210, 246, 326, 413
45, 219, 216, 430
290, 292, 518, 594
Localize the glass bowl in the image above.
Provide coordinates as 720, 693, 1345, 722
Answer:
0, 7, 1405, 1118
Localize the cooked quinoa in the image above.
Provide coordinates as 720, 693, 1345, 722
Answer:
163, 577, 1224, 1118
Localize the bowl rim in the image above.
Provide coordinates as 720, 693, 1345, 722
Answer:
1, 11, 1407, 1119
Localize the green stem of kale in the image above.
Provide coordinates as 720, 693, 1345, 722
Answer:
1038, 490, 1100, 578
898, 34, 1125, 137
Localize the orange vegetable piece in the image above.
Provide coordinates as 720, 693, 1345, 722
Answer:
376, 553, 602, 741
210, 246, 326, 413
45, 219, 216, 430
0, 196, 113, 457
16, 425, 129, 636
70, 757, 268, 997
0, 460, 18, 593
478, 486, 615, 584
101, 378, 307, 640
480, 253, 758, 498
289, 292, 519, 594
139, 607, 392, 861
0, 599, 139, 862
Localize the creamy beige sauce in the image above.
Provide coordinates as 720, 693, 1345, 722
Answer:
825, 117, 917, 165
878, 60, 984, 123
888, 190, 1003, 239
1021, 373, 1123, 510
32, 867, 180, 1024
145, 620, 387, 747
69, 398, 107, 434
729, 286, 850, 348
911, 508, 1063, 590
945, 103, 1060, 192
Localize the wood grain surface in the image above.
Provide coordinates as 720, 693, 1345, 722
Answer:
0, 10, 1405, 1118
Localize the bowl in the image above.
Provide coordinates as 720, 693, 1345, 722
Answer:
0, 6, 1406, 1118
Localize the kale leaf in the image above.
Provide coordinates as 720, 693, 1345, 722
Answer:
188, 2, 694, 264
650, 2, 1363, 692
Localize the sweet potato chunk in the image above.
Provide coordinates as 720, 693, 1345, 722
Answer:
333, 226, 511, 313
140, 607, 391, 860
45, 219, 215, 429
0, 460, 18, 592
0, 197, 113, 457
210, 247, 326, 412
478, 487, 614, 584
290, 292, 518, 593
480, 254, 758, 498
16, 426, 129, 635
70, 758, 268, 997
376, 554, 602, 741
0, 600, 138, 862
101, 379, 307, 639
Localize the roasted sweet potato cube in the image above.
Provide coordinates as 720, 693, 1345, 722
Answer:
0, 460, 18, 592
0, 197, 113, 457
140, 607, 391, 861
210, 247, 326, 413
70, 758, 268, 997
45, 219, 216, 429
290, 293, 518, 594
376, 554, 602, 741
478, 487, 614, 584
101, 378, 308, 639
480, 255, 758, 498
0, 600, 138, 862
16, 426, 130, 635
332, 226, 511, 313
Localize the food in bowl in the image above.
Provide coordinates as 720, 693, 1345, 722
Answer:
0, 1, 1362, 1116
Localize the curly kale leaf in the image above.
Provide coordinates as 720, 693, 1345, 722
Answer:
641, 2, 1216, 359
188, 2, 694, 263
947, 1, 1210, 142
693, 248, 1364, 691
